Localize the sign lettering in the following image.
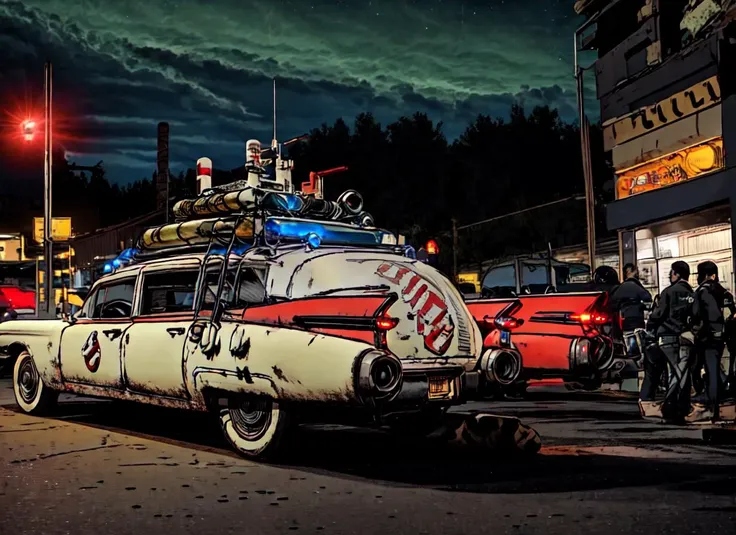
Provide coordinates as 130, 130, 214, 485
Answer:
604, 76, 720, 150
376, 262, 455, 355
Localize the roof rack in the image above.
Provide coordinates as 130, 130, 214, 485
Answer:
101, 130, 405, 275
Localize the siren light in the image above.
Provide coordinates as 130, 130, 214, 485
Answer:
196, 157, 212, 194
246, 139, 262, 165
264, 218, 395, 247
426, 239, 439, 255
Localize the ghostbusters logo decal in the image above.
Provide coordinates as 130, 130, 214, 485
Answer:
376, 262, 455, 355
82, 331, 102, 373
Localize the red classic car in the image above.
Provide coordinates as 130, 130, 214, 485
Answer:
0, 285, 36, 316
465, 290, 637, 395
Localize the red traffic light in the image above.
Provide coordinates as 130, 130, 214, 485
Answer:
21, 119, 36, 141
426, 239, 439, 255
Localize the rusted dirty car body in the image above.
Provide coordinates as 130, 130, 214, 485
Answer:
466, 291, 635, 393
0, 143, 483, 459
0, 247, 482, 458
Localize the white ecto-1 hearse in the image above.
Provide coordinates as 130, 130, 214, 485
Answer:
0, 244, 482, 459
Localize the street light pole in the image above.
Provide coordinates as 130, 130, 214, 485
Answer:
574, 27, 597, 278
43, 62, 53, 317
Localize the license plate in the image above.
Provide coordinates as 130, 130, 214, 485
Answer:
428, 376, 452, 399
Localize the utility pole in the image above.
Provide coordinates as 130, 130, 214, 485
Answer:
574, 32, 597, 277
43, 61, 53, 317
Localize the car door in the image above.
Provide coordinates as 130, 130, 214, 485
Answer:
123, 264, 200, 399
59, 274, 138, 388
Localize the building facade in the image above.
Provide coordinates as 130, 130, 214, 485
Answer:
575, 0, 736, 295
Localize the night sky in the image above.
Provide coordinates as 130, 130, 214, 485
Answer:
1, 0, 584, 183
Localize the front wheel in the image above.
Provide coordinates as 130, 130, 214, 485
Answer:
13, 352, 58, 415
219, 397, 292, 461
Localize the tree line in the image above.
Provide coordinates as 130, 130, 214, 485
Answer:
1, 104, 611, 267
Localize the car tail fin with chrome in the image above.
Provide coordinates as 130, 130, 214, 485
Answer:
241, 294, 399, 347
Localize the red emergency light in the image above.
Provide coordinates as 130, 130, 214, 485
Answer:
197, 161, 212, 176
426, 239, 439, 255
21, 120, 36, 141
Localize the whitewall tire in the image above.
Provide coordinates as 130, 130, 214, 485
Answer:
219, 397, 291, 461
13, 352, 58, 415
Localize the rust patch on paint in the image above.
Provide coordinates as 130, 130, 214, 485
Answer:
271, 366, 289, 383
276, 385, 355, 403
232, 337, 250, 360
127, 381, 189, 400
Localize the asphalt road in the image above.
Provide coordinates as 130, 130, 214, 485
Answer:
1, 379, 735, 535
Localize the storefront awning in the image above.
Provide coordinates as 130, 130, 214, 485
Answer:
606, 166, 736, 231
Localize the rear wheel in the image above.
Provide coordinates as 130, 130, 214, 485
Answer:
219, 397, 292, 461
13, 352, 58, 415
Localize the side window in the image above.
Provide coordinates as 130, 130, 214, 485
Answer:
235, 267, 266, 306
80, 288, 101, 319
200, 266, 237, 311
521, 263, 551, 295
481, 265, 517, 297
140, 270, 198, 315
85, 279, 136, 319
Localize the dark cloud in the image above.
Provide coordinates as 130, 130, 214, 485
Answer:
0, 0, 584, 183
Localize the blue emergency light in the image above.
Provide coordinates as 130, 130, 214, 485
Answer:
261, 192, 305, 212
207, 243, 252, 257
264, 218, 396, 247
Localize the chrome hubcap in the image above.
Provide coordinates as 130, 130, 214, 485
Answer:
229, 399, 273, 441
17, 359, 39, 404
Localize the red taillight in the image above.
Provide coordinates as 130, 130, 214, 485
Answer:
572, 312, 608, 325
375, 316, 399, 330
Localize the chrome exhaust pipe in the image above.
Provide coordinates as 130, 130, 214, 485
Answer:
480, 349, 522, 386
356, 350, 402, 400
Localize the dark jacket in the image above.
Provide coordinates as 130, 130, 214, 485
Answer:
693, 280, 735, 344
647, 279, 694, 337
610, 277, 652, 332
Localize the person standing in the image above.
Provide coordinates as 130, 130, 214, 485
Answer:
643, 261, 695, 424
610, 263, 652, 357
688, 261, 735, 423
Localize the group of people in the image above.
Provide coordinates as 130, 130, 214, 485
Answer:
607, 261, 735, 424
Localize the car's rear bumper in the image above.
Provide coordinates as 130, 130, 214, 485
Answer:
391, 366, 466, 406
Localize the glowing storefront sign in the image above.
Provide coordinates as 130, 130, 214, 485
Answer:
615, 138, 724, 200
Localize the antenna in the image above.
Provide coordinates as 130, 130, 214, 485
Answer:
272, 78, 277, 152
